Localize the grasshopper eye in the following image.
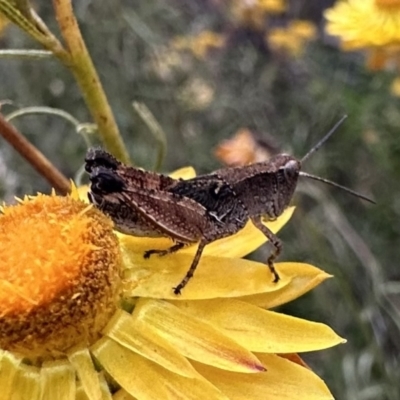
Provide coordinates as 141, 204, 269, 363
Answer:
282, 159, 299, 180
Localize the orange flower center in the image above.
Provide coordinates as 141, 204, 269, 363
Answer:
0, 194, 121, 358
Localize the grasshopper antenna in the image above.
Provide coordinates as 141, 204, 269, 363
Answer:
301, 115, 348, 163
299, 172, 376, 204
299, 115, 375, 204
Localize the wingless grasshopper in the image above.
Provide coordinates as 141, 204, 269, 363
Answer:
85, 116, 374, 294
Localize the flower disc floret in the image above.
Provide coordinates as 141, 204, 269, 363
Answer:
0, 194, 121, 359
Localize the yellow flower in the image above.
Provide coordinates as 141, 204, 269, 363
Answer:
390, 75, 400, 95
0, 12, 10, 36
231, 0, 287, 30
258, 0, 286, 14
178, 77, 215, 110
172, 31, 226, 59
0, 175, 344, 399
267, 20, 317, 56
325, 0, 400, 50
289, 20, 318, 41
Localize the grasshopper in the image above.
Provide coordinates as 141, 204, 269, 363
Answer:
85, 149, 247, 294
85, 116, 374, 294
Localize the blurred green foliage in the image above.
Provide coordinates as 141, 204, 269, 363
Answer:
0, 1, 399, 399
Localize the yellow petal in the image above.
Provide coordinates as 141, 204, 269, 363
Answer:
68, 347, 102, 400
40, 360, 76, 400
122, 249, 290, 299
76, 374, 112, 400
92, 337, 228, 400
113, 389, 136, 400
168, 166, 196, 179
92, 337, 169, 399
194, 353, 334, 400
0, 351, 22, 399
239, 263, 332, 308
76, 382, 90, 400
133, 299, 265, 373
77, 184, 90, 203
99, 373, 113, 400
6, 361, 39, 400
102, 309, 200, 379
172, 298, 345, 353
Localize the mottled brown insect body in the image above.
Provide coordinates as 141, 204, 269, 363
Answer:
85, 148, 300, 294
85, 120, 373, 294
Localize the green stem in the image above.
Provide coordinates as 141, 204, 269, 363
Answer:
52, 0, 130, 163
132, 102, 167, 170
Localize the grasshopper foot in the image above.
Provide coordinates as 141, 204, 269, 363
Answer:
251, 216, 282, 283
144, 242, 186, 259
173, 286, 182, 295
267, 256, 280, 283
173, 273, 192, 295
143, 249, 166, 259
270, 263, 280, 283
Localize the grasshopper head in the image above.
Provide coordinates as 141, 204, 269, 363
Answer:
85, 148, 120, 173
271, 154, 301, 217
244, 154, 301, 219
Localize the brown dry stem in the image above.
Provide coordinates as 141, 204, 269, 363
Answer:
0, 113, 71, 195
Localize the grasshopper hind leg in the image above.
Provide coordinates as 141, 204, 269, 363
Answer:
173, 241, 206, 295
251, 216, 282, 283
144, 240, 207, 295
143, 242, 186, 259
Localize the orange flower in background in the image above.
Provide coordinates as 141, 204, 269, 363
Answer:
0, 178, 343, 399
214, 128, 278, 166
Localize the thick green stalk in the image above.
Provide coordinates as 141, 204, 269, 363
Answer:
52, 0, 130, 163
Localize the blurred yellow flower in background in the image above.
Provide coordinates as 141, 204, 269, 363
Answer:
231, 0, 287, 30
325, 0, 400, 50
172, 31, 226, 59
0, 177, 344, 399
390, 75, 400, 95
325, 0, 400, 95
268, 20, 317, 56
178, 77, 215, 110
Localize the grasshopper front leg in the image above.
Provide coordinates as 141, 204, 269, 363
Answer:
250, 216, 282, 283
